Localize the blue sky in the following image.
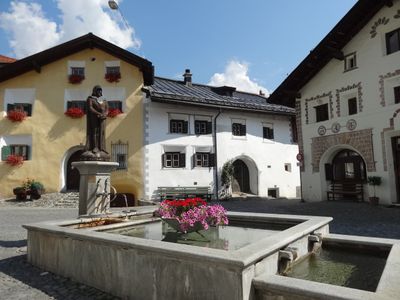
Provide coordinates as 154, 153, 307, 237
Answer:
0, 0, 357, 93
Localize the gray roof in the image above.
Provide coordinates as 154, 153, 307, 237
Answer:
143, 77, 295, 115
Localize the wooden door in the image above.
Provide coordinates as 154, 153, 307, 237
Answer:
392, 137, 400, 203
66, 150, 84, 191
232, 160, 250, 193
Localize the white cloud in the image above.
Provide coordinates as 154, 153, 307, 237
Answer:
209, 60, 269, 96
0, 0, 140, 59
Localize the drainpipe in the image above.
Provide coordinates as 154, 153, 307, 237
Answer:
213, 108, 222, 201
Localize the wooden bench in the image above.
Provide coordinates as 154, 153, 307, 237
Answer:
327, 182, 364, 202
158, 186, 212, 202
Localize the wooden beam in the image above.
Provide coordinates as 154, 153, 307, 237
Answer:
283, 90, 302, 99
32, 60, 41, 73
325, 46, 344, 60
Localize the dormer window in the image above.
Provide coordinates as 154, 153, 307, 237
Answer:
344, 52, 357, 71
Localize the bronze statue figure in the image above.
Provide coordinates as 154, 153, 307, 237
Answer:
81, 85, 110, 161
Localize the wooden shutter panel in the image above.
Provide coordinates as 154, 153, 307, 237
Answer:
325, 163, 333, 181
7, 104, 14, 112
183, 121, 188, 134
207, 122, 212, 134
179, 153, 186, 168
25, 104, 32, 116
192, 154, 196, 169
1, 146, 11, 161
161, 154, 165, 168
209, 153, 215, 167
241, 124, 246, 136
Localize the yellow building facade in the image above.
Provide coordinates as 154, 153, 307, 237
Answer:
0, 34, 154, 201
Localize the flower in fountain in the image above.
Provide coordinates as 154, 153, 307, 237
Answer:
157, 198, 229, 233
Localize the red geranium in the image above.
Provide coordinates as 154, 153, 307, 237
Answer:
6, 154, 24, 166
65, 107, 85, 118
68, 74, 85, 84
105, 72, 121, 83
7, 110, 27, 122
107, 108, 122, 118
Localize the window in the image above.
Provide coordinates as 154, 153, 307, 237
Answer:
193, 152, 215, 168
1, 144, 30, 160
395, 86, 400, 104
314, 104, 329, 122
263, 126, 274, 140
71, 67, 85, 76
348, 97, 357, 115
106, 66, 120, 75
232, 123, 246, 136
111, 141, 128, 170
7, 103, 32, 116
67, 101, 87, 113
108, 100, 123, 111
344, 53, 357, 71
170, 120, 188, 134
163, 152, 185, 168
284, 163, 292, 172
386, 28, 400, 55
194, 120, 212, 135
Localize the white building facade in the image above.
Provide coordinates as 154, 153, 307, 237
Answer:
268, 0, 400, 205
143, 75, 300, 200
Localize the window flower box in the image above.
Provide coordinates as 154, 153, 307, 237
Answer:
7, 109, 27, 122
68, 74, 85, 84
65, 107, 85, 118
107, 108, 122, 118
156, 198, 229, 233
6, 154, 24, 166
105, 72, 121, 83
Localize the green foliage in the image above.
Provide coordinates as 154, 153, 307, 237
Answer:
367, 176, 382, 186
221, 160, 234, 187
22, 178, 45, 191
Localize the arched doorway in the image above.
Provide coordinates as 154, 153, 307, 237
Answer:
331, 149, 366, 182
66, 149, 85, 191
232, 159, 251, 193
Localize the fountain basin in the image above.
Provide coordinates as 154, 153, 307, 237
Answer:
24, 209, 331, 300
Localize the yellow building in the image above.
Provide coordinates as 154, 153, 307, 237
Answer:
0, 33, 154, 201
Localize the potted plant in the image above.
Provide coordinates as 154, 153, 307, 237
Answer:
65, 107, 85, 118
5, 154, 24, 166
22, 178, 45, 200
13, 187, 28, 201
367, 176, 382, 205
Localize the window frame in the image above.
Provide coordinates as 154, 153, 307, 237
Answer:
314, 103, 329, 123
67, 100, 87, 113
194, 120, 212, 135
263, 126, 274, 140
71, 67, 85, 76
232, 122, 246, 136
386, 28, 400, 55
1, 144, 30, 160
169, 119, 188, 134
108, 100, 123, 112
348, 97, 358, 115
106, 66, 120, 75
344, 52, 357, 72
163, 152, 185, 168
7, 103, 32, 116
394, 86, 400, 104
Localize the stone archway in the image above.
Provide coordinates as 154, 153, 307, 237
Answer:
231, 156, 259, 195
61, 146, 84, 192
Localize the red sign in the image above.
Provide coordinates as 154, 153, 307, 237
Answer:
296, 153, 303, 162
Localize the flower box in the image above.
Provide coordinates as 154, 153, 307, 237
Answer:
157, 198, 228, 233
107, 108, 122, 118
68, 74, 85, 84
7, 110, 27, 122
105, 72, 121, 83
65, 107, 85, 118
6, 154, 24, 166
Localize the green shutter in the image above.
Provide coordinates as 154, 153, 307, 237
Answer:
1, 146, 11, 161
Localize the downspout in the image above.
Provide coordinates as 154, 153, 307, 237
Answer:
213, 108, 222, 201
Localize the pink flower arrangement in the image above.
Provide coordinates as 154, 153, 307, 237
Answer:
6, 154, 24, 166
65, 107, 85, 118
7, 110, 27, 122
157, 198, 229, 233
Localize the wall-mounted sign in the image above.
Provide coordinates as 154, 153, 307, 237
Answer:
317, 125, 326, 136
296, 152, 304, 162
331, 122, 341, 133
346, 119, 357, 131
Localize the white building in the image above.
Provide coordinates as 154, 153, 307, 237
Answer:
268, 0, 400, 205
142, 71, 300, 200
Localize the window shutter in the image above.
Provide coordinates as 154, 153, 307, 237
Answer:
263, 127, 267, 139
325, 163, 333, 181
26, 104, 32, 116
7, 104, 14, 112
179, 153, 186, 168
169, 120, 173, 133
67, 101, 72, 109
207, 122, 213, 134
1, 146, 11, 161
25, 146, 30, 160
241, 124, 246, 136
269, 128, 274, 139
192, 154, 196, 169
183, 121, 188, 134
209, 153, 215, 167
161, 154, 165, 168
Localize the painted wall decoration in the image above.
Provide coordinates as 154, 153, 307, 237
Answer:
379, 69, 400, 107
335, 82, 363, 117
369, 16, 390, 38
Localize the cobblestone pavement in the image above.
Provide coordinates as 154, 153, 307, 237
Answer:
1, 196, 400, 299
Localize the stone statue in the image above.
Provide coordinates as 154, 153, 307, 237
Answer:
81, 85, 110, 161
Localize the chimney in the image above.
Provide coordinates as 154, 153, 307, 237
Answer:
259, 90, 265, 96
183, 69, 192, 86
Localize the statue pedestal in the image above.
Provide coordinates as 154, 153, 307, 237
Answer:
72, 161, 119, 216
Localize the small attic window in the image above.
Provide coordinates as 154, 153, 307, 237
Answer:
211, 86, 236, 97
344, 52, 357, 72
